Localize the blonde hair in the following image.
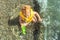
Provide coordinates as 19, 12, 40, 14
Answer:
22, 5, 31, 10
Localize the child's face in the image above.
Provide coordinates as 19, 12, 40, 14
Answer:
22, 5, 31, 17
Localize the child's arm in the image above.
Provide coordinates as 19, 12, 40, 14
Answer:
32, 12, 42, 23
19, 16, 27, 34
19, 16, 29, 26
34, 12, 42, 22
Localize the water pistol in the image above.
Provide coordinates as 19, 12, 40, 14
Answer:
21, 25, 26, 35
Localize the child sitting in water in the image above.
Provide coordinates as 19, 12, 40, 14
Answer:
19, 5, 42, 34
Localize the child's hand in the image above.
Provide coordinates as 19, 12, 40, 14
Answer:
32, 12, 42, 23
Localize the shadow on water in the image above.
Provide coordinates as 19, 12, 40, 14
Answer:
33, 0, 41, 40
8, 16, 21, 30
33, 22, 41, 40
33, 0, 41, 13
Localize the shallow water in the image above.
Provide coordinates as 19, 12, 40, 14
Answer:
37, 0, 60, 40
0, 0, 60, 40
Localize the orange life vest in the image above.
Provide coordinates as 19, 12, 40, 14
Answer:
20, 9, 34, 23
